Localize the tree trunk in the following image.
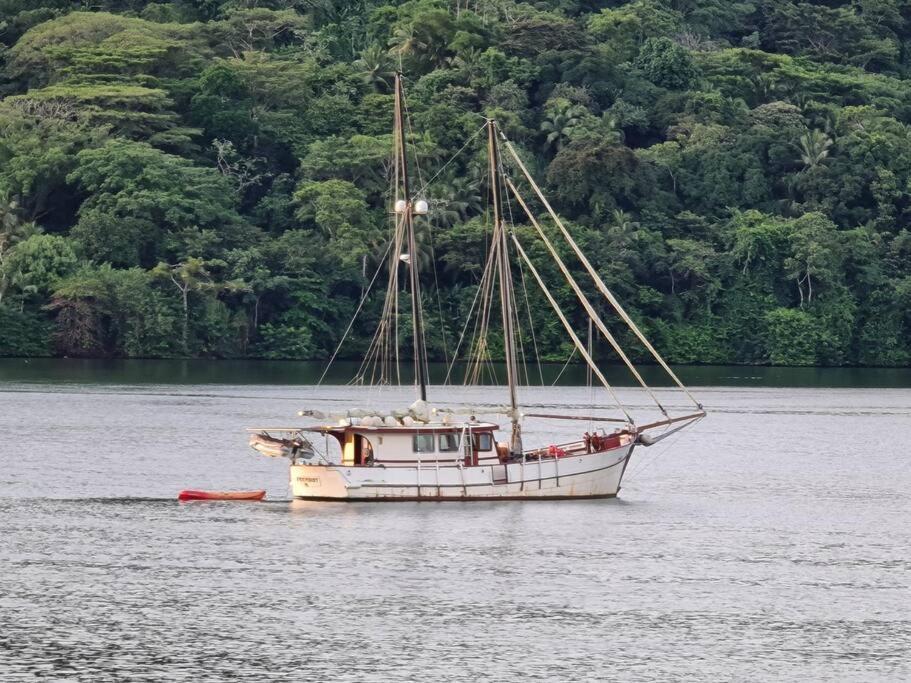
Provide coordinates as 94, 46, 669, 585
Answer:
181, 287, 189, 354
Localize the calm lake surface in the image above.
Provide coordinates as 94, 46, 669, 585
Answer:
1, 359, 909, 681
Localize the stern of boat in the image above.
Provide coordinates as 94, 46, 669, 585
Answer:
290, 464, 351, 500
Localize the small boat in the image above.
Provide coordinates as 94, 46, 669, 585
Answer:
177, 489, 265, 501
249, 432, 311, 459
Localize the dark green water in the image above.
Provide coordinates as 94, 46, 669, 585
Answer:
1, 357, 910, 387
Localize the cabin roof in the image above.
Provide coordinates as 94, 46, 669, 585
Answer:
300, 421, 499, 435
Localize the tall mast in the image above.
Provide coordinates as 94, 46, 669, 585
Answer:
488, 119, 521, 453
395, 72, 427, 402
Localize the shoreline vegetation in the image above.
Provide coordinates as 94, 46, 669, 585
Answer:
2, 2, 911, 368
3, 357, 911, 389
5, 353, 911, 370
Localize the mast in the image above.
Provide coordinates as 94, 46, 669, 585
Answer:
395, 72, 427, 402
487, 119, 521, 453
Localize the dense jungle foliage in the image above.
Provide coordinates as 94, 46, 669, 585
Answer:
1, 1, 911, 367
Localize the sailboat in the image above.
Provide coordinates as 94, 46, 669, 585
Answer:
248, 74, 705, 501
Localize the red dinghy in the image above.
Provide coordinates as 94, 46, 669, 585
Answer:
178, 489, 265, 501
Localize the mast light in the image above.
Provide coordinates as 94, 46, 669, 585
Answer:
394, 199, 407, 214
414, 199, 429, 215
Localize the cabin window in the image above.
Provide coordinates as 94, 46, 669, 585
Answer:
439, 433, 460, 452
472, 433, 493, 452
412, 434, 435, 453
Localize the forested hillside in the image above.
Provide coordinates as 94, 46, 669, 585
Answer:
1, 1, 910, 367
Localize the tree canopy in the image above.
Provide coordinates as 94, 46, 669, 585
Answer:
1, 0, 910, 367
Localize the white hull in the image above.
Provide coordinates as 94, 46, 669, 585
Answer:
289, 444, 634, 501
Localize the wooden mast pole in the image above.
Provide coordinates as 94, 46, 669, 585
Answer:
488, 120, 521, 453
395, 72, 427, 402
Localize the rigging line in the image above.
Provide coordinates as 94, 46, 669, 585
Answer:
426, 223, 450, 366
360, 312, 389, 385
512, 256, 531, 389
506, 258, 530, 387
489, 121, 520, 438
411, 241, 433, 392
505, 177, 670, 417
588, 317, 595, 427
462, 277, 485, 386
465, 236, 498, 386
358, 217, 405, 386
480, 241, 500, 385
464, 308, 484, 386
363, 210, 408, 386
413, 122, 488, 197
442, 234, 496, 388
468, 285, 492, 387
587, 318, 593, 391
419, 243, 433, 393
391, 84, 400, 207
380, 257, 393, 383
444, 226, 493, 384
485, 354, 499, 386
510, 232, 633, 423
499, 134, 702, 411
393, 220, 403, 385
497, 143, 530, 388
628, 416, 703, 479
396, 74, 427, 401
466, 226, 505, 389
551, 346, 578, 386
410, 247, 430, 393
386, 221, 396, 385
517, 254, 545, 386
318, 236, 396, 386
399, 81, 426, 198
468, 141, 505, 390
472, 278, 497, 388
460, 153, 491, 387
355, 261, 390, 382
513, 289, 530, 388
442, 269, 486, 385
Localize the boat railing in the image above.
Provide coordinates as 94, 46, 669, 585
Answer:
524, 438, 598, 460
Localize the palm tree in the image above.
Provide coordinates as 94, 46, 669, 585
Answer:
597, 113, 625, 144
540, 100, 590, 152
608, 209, 640, 238
452, 47, 483, 82
606, 209, 643, 268
428, 173, 483, 229
750, 73, 779, 104
797, 129, 833, 170
0, 200, 38, 306
354, 45, 395, 92
388, 12, 452, 72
